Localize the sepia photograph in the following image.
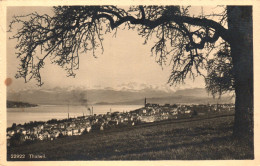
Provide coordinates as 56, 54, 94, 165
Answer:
0, 1, 259, 165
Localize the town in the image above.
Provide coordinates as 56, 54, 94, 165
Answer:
7, 99, 235, 146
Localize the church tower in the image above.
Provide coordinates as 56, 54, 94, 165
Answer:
144, 97, 147, 107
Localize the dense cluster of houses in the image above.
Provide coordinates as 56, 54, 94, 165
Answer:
7, 102, 234, 145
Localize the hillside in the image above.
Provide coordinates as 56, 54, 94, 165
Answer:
7, 100, 38, 108
96, 95, 234, 105
7, 114, 253, 160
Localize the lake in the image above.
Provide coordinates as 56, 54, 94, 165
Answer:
7, 104, 143, 127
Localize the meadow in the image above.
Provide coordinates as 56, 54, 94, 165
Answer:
7, 113, 254, 160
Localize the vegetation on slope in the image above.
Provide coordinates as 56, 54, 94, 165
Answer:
7, 114, 253, 160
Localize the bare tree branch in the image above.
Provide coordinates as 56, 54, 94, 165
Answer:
9, 5, 229, 88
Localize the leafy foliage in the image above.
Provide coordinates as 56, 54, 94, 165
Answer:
205, 42, 234, 97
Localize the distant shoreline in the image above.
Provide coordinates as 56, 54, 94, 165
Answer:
7, 101, 38, 108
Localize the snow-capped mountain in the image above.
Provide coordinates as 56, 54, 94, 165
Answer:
7, 82, 234, 105
115, 82, 176, 93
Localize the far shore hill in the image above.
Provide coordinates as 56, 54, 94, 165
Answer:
7, 87, 235, 106
7, 100, 38, 108
94, 95, 234, 105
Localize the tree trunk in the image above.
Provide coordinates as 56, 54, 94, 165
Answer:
227, 6, 253, 146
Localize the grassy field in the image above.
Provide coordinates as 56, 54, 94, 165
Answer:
7, 114, 254, 160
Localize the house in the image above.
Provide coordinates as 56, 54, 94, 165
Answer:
38, 124, 44, 130
49, 131, 60, 140
59, 123, 65, 129
85, 120, 91, 125
128, 116, 134, 121
77, 116, 85, 120
52, 129, 60, 138
184, 110, 191, 114
160, 111, 168, 115
129, 121, 135, 126
148, 108, 157, 115
35, 126, 43, 132
79, 126, 85, 134
69, 123, 76, 128
123, 117, 129, 122
98, 118, 106, 124
38, 134, 44, 141
37, 132, 49, 140
24, 134, 32, 140
163, 104, 171, 108
106, 116, 111, 121
90, 118, 98, 124
15, 126, 23, 133
33, 127, 41, 134
71, 118, 77, 122
100, 124, 104, 131
146, 103, 159, 108
170, 108, 178, 115
140, 116, 155, 123
112, 112, 120, 116
85, 125, 91, 132
66, 128, 73, 136
44, 126, 52, 131
160, 114, 169, 120
21, 129, 26, 135
43, 131, 50, 139
30, 134, 37, 141
7, 130, 15, 136
138, 108, 147, 115
26, 129, 31, 135
118, 117, 124, 123
61, 129, 67, 136
72, 127, 80, 135
108, 120, 118, 126
92, 123, 103, 131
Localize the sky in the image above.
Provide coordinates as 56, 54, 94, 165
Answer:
6, 6, 220, 92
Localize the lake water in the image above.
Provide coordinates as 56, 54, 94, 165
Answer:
7, 105, 143, 127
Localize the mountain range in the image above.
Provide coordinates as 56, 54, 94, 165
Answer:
7, 84, 235, 105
